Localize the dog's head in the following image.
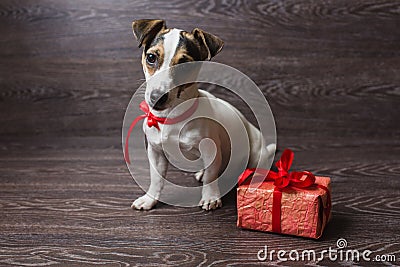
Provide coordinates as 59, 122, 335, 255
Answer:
132, 19, 224, 111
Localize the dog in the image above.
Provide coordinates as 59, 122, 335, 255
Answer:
129, 19, 275, 210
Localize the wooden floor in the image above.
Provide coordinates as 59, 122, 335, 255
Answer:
1, 0, 399, 266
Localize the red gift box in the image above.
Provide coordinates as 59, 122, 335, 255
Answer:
237, 149, 332, 239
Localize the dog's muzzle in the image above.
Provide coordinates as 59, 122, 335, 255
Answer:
150, 90, 169, 110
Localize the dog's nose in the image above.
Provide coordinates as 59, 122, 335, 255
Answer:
150, 90, 168, 109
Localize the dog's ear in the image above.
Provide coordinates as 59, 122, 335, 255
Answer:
132, 19, 166, 48
192, 28, 224, 60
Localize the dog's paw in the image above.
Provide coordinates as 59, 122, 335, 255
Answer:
199, 196, 222, 211
194, 170, 204, 182
200, 182, 222, 210
131, 195, 157, 210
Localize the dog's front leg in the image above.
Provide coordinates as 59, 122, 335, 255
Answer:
131, 145, 167, 210
199, 140, 222, 211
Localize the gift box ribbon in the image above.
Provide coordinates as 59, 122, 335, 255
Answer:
124, 99, 199, 164
238, 149, 332, 233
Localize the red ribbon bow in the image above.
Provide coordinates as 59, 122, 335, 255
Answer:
238, 148, 331, 233
138, 100, 164, 131
124, 99, 199, 164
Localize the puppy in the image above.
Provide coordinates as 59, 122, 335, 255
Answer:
130, 19, 275, 210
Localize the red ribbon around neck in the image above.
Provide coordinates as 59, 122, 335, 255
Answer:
124, 99, 199, 164
238, 149, 331, 233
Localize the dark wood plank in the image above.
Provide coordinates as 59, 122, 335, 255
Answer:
0, 0, 399, 266
0, 0, 399, 138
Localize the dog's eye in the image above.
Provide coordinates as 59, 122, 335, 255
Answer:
146, 53, 157, 65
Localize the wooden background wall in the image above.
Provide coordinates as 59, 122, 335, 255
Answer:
0, 0, 399, 266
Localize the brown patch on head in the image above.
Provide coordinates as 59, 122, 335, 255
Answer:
139, 27, 224, 77
158, 28, 171, 36
179, 31, 204, 61
180, 31, 194, 41
170, 37, 201, 96
142, 36, 165, 76
170, 47, 194, 66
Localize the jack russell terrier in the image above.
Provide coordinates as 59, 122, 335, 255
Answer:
128, 19, 275, 210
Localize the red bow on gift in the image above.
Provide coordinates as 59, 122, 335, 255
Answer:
238, 148, 331, 233
238, 149, 316, 189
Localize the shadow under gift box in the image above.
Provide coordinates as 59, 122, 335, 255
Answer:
237, 176, 331, 239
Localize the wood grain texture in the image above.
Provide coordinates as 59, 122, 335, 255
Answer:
0, 0, 399, 266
